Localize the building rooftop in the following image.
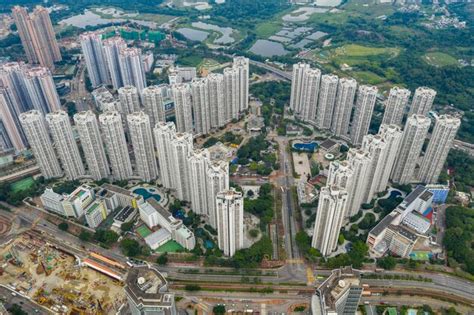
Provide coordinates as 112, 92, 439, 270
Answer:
86, 201, 101, 215
115, 206, 135, 223
388, 224, 418, 242
403, 185, 426, 207
147, 199, 175, 224
125, 266, 174, 312
369, 212, 398, 237
145, 229, 171, 248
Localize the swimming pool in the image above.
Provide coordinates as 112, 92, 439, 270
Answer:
292, 141, 318, 152
133, 187, 162, 202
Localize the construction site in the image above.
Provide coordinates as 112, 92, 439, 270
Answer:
0, 232, 126, 314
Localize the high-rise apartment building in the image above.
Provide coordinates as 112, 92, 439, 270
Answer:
80, 32, 110, 88
361, 124, 403, 203
118, 85, 141, 115
345, 149, 371, 217
207, 73, 225, 128
142, 85, 167, 127
12, 6, 61, 70
207, 73, 226, 128
207, 160, 230, 228
391, 115, 431, 184
46, 110, 85, 180
172, 83, 193, 133
191, 78, 211, 135
188, 149, 210, 216
0, 88, 27, 151
331, 77, 357, 139
154, 122, 177, 189
119, 47, 147, 93
103, 36, 127, 90
74, 111, 110, 180
311, 186, 348, 256
127, 112, 158, 182
408, 87, 436, 116
19, 110, 62, 179
299, 68, 321, 122
233, 57, 249, 112
99, 111, 133, 180
216, 189, 244, 256
223, 67, 239, 121
350, 85, 378, 146
315, 74, 338, 129
418, 115, 460, 184
23, 66, 60, 115
381, 87, 410, 127
170, 132, 193, 201
290, 62, 310, 113
0, 62, 31, 113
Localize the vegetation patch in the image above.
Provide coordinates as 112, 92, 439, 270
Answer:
423, 51, 459, 67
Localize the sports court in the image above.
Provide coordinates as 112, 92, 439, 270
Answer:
10, 177, 35, 193
409, 251, 432, 261
136, 225, 152, 238
155, 240, 184, 253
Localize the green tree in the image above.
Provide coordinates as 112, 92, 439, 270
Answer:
79, 231, 92, 241
156, 253, 168, 265
58, 222, 69, 231
121, 221, 134, 232
120, 238, 141, 257
377, 256, 397, 270
8, 304, 27, 315
213, 304, 226, 315
184, 284, 201, 291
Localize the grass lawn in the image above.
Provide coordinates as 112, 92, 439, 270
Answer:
10, 177, 35, 193
334, 44, 400, 58
155, 240, 184, 253
136, 225, 152, 238
351, 71, 386, 85
422, 52, 458, 67
255, 21, 282, 38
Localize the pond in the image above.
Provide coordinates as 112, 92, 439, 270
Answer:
314, 0, 342, 7
249, 40, 289, 57
191, 22, 235, 44
59, 9, 157, 29
176, 27, 209, 41
389, 190, 402, 198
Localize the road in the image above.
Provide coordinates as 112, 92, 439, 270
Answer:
68, 61, 93, 112
248, 59, 292, 81
0, 285, 51, 314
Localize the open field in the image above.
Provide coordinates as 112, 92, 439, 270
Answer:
136, 225, 152, 238
323, 44, 400, 66
10, 177, 35, 193
423, 52, 459, 67
255, 21, 282, 39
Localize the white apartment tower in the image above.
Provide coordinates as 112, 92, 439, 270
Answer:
223, 67, 240, 121
408, 87, 436, 116
154, 122, 177, 189
311, 186, 348, 257
46, 110, 85, 180
382, 87, 411, 127
127, 111, 159, 182
118, 85, 141, 115
142, 85, 167, 127
23, 66, 60, 115
74, 111, 110, 180
191, 78, 211, 135
171, 132, 194, 201
233, 56, 250, 111
391, 115, 431, 184
188, 149, 210, 215
315, 74, 338, 129
207, 73, 225, 128
418, 115, 460, 184
103, 36, 127, 90
290, 62, 310, 113
79, 32, 110, 88
172, 83, 193, 133
346, 149, 372, 217
99, 111, 133, 180
207, 160, 230, 228
350, 85, 378, 146
19, 110, 62, 179
361, 125, 403, 203
119, 47, 147, 93
0, 88, 27, 151
216, 189, 244, 256
299, 68, 321, 122
331, 78, 357, 138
